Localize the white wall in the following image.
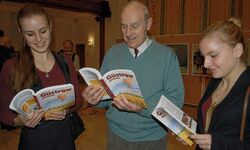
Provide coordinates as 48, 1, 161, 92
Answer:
105, 0, 128, 52
72, 16, 100, 68
0, 3, 23, 51
0, 1, 100, 69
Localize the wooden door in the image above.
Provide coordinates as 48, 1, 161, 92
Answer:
75, 44, 85, 68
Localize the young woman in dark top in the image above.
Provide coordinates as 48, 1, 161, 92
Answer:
190, 18, 250, 150
0, 4, 82, 150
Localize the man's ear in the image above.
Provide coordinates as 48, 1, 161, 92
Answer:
146, 17, 153, 31
233, 43, 243, 58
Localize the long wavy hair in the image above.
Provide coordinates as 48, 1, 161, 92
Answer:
9, 4, 51, 92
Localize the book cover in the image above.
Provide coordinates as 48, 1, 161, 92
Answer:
79, 67, 147, 108
152, 95, 197, 146
9, 84, 75, 116
78, 67, 111, 100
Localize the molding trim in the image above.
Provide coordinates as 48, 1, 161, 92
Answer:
160, 0, 166, 35
3, 0, 105, 15
201, 0, 209, 31
179, 0, 185, 34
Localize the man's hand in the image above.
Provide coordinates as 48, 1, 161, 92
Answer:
112, 95, 143, 112
82, 85, 105, 105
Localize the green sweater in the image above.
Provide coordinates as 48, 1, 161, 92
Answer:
97, 39, 184, 142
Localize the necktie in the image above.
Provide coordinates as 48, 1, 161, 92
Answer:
134, 48, 138, 58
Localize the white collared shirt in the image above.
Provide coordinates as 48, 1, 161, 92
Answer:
128, 37, 152, 58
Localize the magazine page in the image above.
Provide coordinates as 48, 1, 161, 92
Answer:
35, 84, 75, 112
79, 67, 102, 85
102, 69, 147, 108
9, 89, 38, 116
79, 67, 111, 100
152, 95, 197, 146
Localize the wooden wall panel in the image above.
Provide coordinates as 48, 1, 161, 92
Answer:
184, 0, 202, 33
148, 0, 161, 35
116, 0, 250, 106
165, 0, 180, 34
154, 34, 206, 105
209, 0, 230, 24
242, 0, 250, 30
183, 76, 203, 105
203, 76, 212, 94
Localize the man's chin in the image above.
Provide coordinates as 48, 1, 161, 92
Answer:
127, 43, 138, 49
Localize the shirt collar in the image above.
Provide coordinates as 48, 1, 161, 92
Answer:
128, 37, 152, 58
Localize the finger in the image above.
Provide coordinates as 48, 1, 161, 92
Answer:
113, 96, 127, 110
88, 86, 103, 97
88, 91, 104, 105
190, 134, 210, 140
30, 110, 45, 127
119, 95, 142, 112
93, 91, 105, 103
45, 110, 66, 120
126, 102, 142, 112
82, 86, 95, 99
199, 144, 211, 150
195, 139, 209, 145
84, 86, 104, 104
91, 87, 104, 100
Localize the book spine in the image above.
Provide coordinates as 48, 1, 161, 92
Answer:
34, 96, 42, 109
100, 79, 115, 98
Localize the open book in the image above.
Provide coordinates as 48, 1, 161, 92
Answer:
152, 95, 197, 146
9, 84, 75, 117
79, 67, 147, 108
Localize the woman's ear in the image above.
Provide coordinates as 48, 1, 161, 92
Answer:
48, 19, 52, 33
18, 27, 22, 33
50, 22, 52, 28
233, 43, 243, 58
18, 27, 24, 38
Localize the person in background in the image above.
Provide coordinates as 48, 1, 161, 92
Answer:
58, 39, 96, 115
0, 35, 12, 71
0, 36, 16, 54
0, 4, 82, 150
0, 30, 3, 37
58, 39, 80, 72
190, 18, 250, 150
82, 1, 184, 150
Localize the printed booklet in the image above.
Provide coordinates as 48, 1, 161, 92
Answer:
9, 84, 75, 116
152, 95, 197, 146
79, 67, 147, 108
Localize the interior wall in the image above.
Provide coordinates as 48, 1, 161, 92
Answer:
104, 0, 128, 53
1, 0, 250, 106
0, 1, 100, 69
72, 16, 100, 68
109, 0, 250, 106
0, 3, 23, 52
149, 0, 250, 106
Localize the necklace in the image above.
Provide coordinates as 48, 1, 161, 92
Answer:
35, 53, 54, 78
45, 71, 49, 78
40, 61, 50, 78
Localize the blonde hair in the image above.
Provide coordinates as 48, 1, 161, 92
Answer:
202, 17, 248, 64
